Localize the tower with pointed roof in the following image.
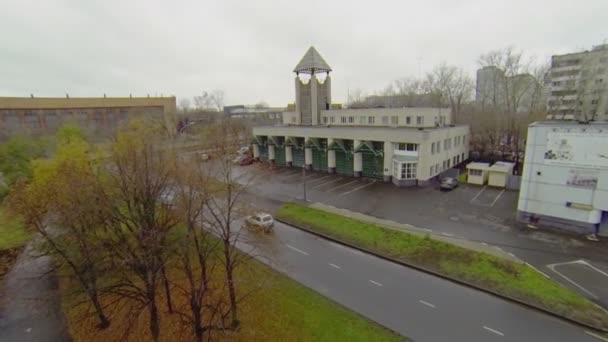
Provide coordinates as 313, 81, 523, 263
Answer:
293, 46, 332, 126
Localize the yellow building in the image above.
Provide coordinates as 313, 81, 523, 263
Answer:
0, 96, 176, 138
466, 162, 490, 185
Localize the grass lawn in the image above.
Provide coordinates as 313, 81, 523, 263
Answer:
61, 250, 403, 341
0, 207, 30, 251
277, 203, 608, 330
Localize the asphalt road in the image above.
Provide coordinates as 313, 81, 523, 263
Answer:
238, 220, 603, 342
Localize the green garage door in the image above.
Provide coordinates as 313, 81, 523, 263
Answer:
312, 148, 328, 171
292, 147, 305, 167
258, 145, 268, 160
335, 150, 353, 175
274, 146, 285, 165
361, 152, 383, 179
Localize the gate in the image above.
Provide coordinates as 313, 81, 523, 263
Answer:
361, 153, 383, 179
292, 147, 305, 167
274, 145, 286, 165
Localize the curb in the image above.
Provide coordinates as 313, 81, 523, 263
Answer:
275, 216, 608, 334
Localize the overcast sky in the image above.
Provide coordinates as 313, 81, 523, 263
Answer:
1, 0, 607, 107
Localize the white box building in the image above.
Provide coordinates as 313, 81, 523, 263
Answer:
517, 121, 608, 235
251, 47, 470, 186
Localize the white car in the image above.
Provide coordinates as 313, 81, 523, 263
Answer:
245, 213, 274, 233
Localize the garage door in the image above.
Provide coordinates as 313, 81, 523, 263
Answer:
335, 150, 353, 175
292, 147, 305, 167
362, 152, 383, 179
312, 148, 328, 171
274, 146, 286, 165
258, 145, 268, 160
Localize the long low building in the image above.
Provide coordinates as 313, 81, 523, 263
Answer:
0, 96, 176, 138
252, 47, 470, 186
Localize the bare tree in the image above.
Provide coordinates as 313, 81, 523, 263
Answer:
179, 98, 191, 114
425, 63, 474, 122
194, 90, 225, 112
100, 121, 179, 342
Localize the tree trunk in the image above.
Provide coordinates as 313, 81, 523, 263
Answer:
192, 298, 204, 342
224, 242, 238, 329
91, 294, 110, 329
161, 263, 173, 314
148, 296, 160, 342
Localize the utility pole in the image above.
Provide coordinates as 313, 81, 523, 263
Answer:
302, 166, 307, 202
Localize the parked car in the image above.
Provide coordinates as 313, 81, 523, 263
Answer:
245, 212, 274, 233
440, 177, 458, 191
239, 156, 254, 166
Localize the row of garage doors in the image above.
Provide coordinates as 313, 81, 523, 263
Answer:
256, 139, 384, 179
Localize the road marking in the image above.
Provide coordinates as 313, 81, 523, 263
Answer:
470, 186, 487, 203
419, 300, 436, 308
312, 177, 343, 189
369, 280, 383, 287
327, 179, 358, 192
483, 326, 504, 336
340, 180, 377, 196
490, 189, 506, 207
547, 261, 598, 299
308, 175, 332, 184
524, 262, 551, 279
585, 330, 608, 342
286, 244, 309, 256
328, 263, 341, 269
441, 232, 454, 237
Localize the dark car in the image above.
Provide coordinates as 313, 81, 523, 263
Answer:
440, 177, 458, 191
239, 156, 254, 166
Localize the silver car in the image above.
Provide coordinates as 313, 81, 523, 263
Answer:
245, 212, 274, 233
440, 177, 458, 191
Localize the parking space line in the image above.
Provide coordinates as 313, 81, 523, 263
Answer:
489, 189, 506, 207
547, 261, 599, 299
470, 186, 487, 203
312, 177, 343, 189
369, 280, 383, 287
419, 300, 436, 308
308, 175, 332, 184
327, 180, 359, 192
340, 180, 376, 196
329, 263, 341, 269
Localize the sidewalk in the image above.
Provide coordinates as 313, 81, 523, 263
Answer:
309, 202, 523, 264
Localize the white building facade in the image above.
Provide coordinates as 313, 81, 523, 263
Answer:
517, 121, 608, 235
251, 47, 470, 186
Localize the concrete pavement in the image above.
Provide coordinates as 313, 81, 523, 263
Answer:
237, 220, 603, 342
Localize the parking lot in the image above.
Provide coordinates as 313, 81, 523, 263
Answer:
547, 260, 608, 303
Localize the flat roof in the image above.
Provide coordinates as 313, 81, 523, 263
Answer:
466, 162, 490, 170
530, 120, 608, 127
255, 123, 468, 132
489, 161, 515, 172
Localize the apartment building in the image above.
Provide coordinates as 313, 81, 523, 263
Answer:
252, 47, 470, 186
546, 44, 608, 121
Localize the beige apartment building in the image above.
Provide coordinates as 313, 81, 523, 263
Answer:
252, 47, 470, 186
0, 96, 176, 138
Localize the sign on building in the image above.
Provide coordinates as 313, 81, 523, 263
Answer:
544, 130, 608, 169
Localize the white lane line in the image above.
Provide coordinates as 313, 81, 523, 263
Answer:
286, 244, 309, 256
483, 326, 504, 337
525, 262, 551, 279
369, 280, 383, 287
340, 180, 377, 196
419, 300, 436, 308
547, 263, 599, 299
441, 232, 454, 237
327, 179, 359, 192
308, 175, 332, 184
312, 177, 343, 189
328, 263, 341, 269
490, 189, 506, 207
470, 186, 487, 203
585, 330, 608, 342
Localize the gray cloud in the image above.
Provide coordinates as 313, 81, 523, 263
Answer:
1, 0, 607, 106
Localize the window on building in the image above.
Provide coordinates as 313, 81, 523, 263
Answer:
442, 160, 447, 170
437, 141, 441, 153
461, 152, 465, 161
291, 116, 296, 123
462, 135, 466, 145
368, 116, 375, 124
416, 116, 423, 125
322, 117, 328, 124
406, 116, 411, 124
359, 116, 366, 124
592, 99, 599, 105
469, 169, 482, 176
456, 155, 460, 164
447, 159, 451, 168
596, 78, 604, 84
444, 139, 449, 150
431, 142, 436, 154
393, 161, 399, 177
396, 143, 417, 151
348, 116, 354, 123
391, 116, 398, 125
552, 81, 561, 87
330, 116, 335, 124
454, 136, 459, 146
430, 165, 434, 176
400, 163, 417, 180
453, 156, 457, 165
382, 116, 389, 125
341, 116, 346, 123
